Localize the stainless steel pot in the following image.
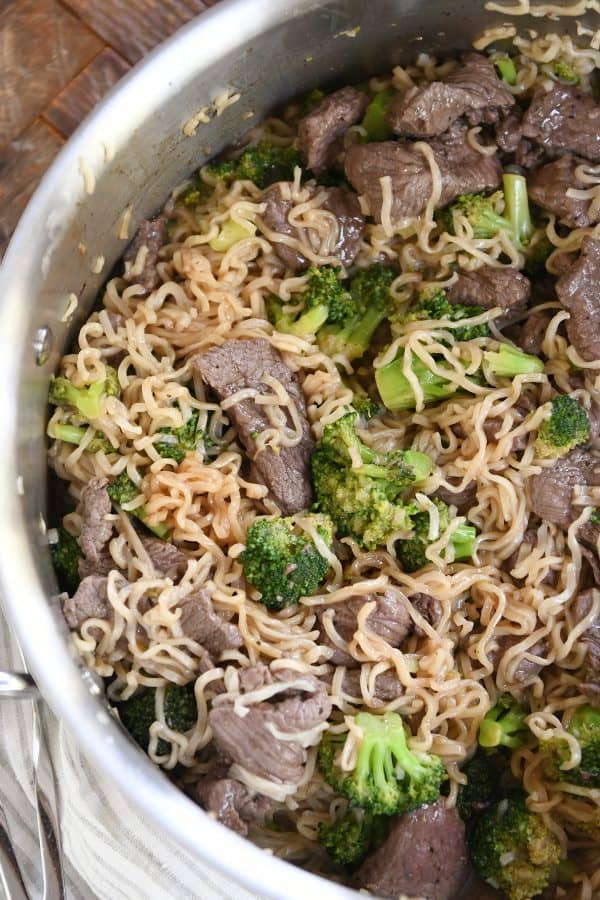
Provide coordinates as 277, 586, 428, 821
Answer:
0, 1, 595, 896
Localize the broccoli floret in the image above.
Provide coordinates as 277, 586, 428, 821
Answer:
206, 140, 302, 189
52, 423, 115, 454
441, 174, 533, 249
107, 473, 171, 540
471, 793, 561, 900
457, 749, 507, 825
311, 411, 432, 548
317, 808, 388, 869
405, 289, 490, 341
543, 59, 580, 85
352, 391, 381, 421
155, 410, 203, 464
360, 89, 395, 141
268, 266, 355, 338
301, 87, 326, 115
318, 712, 447, 816
535, 394, 590, 459
483, 344, 545, 378
495, 56, 518, 85
524, 233, 554, 277
396, 498, 476, 573
543, 705, 600, 788
317, 264, 397, 361
590, 508, 600, 525
51, 526, 82, 594
240, 514, 333, 611
118, 684, 197, 754
479, 695, 529, 750
48, 366, 120, 420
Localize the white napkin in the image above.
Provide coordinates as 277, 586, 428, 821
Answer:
0, 609, 260, 900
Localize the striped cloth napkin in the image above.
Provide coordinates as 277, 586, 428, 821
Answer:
0, 610, 259, 900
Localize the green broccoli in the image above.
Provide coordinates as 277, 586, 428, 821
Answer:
543, 705, 600, 788
396, 498, 476, 573
471, 793, 562, 900
107, 473, 171, 540
441, 173, 533, 249
206, 140, 302, 189
360, 89, 395, 141
352, 391, 381, 421
155, 410, 203, 464
590, 508, 600, 525
317, 263, 397, 361
317, 808, 388, 869
240, 514, 333, 611
52, 423, 115, 454
456, 749, 507, 825
495, 56, 518, 85
524, 233, 554, 277
479, 695, 529, 750
268, 266, 355, 338
50, 526, 82, 594
535, 394, 590, 459
118, 684, 197, 754
301, 87, 326, 115
404, 289, 490, 342
543, 59, 580, 85
375, 343, 544, 412
318, 712, 447, 816
48, 366, 120, 420
311, 411, 432, 548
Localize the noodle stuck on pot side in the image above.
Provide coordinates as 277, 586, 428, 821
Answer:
47, 18, 600, 900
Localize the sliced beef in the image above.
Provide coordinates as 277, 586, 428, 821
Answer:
79, 477, 113, 565
410, 592, 443, 635
122, 215, 166, 294
297, 86, 368, 173
78, 548, 116, 580
573, 591, 600, 695
318, 589, 413, 665
261, 183, 364, 271
521, 85, 600, 163
177, 589, 242, 656
323, 666, 404, 706
495, 110, 523, 155
63, 575, 110, 631
355, 800, 468, 900
195, 777, 274, 836
447, 265, 531, 326
528, 156, 600, 229
489, 634, 549, 685
529, 449, 600, 530
556, 236, 600, 362
483, 391, 535, 450
516, 309, 553, 356
139, 535, 191, 578
193, 338, 313, 514
344, 125, 501, 224
386, 52, 514, 138
433, 478, 477, 514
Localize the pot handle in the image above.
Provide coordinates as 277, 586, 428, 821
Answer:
0, 671, 38, 700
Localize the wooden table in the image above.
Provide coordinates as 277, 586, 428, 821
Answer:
0, 0, 222, 257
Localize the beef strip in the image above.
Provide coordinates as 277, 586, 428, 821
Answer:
495, 110, 523, 155
489, 634, 549, 685
177, 589, 242, 656
410, 592, 443, 635
79, 477, 113, 565
261, 183, 364, 271
139, 535, 191, 577
573, 590, 600, 704
355, 799, 469, 900
386, 52, 514, 137
529, 449, 600, 530
447, 265, 531, 326
63, 575, 110, 631
344, 124, 502, 224
194, 338, 313, 514
318, 589, 413, 666
528, 156, 600, 229
433, 478, 477, 514
521, 85, 600, 163
208, 671, 331, 784
195, 777, 274, 836
78, 549, 116, 580
297, 86, 368, 173
516, 309, 553, 356
556, 236, 600, 362
122, 215, 166, 294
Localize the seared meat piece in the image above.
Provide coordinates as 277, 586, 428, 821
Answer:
447, 265, 531, 325
495, 110, 523, 155
529, 449, 600, 530
344, 125, 501, 224
410, 592, 443, 635
79, 477, 113, 565
195, 777, 274, 836
516, 309, 553, 356
483, 391, 535, 450
323, 666, 404, 706
556, 236, 600, 362
139, 535, 191, 578
193, 339, 314, 514
297, 86, 368, 173
63, 575, 110, 631
433, 478, 477, 514
573, 591, 600, 697
78, 548, 116, 580
528, 156, 600, 229
177, 589, 242, 656
318, 589, 413, 666
522, 85, 600, 163
261, 183, 364, 271
387, 52, 514, 137
489, 634, 549, 685
355, 799, 469, 900
123, 215, 166, 294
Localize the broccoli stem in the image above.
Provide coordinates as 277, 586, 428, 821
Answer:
451, 523, 477, 560
361, 89, 395, 141
375, 354, 457, 411
53, 423, 87, 445
495, 57, 518, 85
286, 303, 331, 337
483, 344, 544, 377
503, 173, 533, 248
